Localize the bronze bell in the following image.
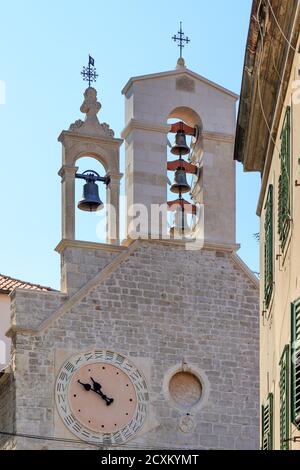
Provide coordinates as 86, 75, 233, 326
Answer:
78, 180, 103, 212
171, 130, 190, 156
170, 167, 191, 194
170, 208, 191, 238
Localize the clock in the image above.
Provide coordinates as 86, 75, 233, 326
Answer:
55, 350, 149, 445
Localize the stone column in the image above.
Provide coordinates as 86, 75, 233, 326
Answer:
58, 165, 78, 240
106, 173, 122, 245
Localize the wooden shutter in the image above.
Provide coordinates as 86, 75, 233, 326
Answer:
264, 185, 274, 307
291, 300, 300, 428
262, 393, 273, 450
278, 107, 291, 250
280, 346, 289, 450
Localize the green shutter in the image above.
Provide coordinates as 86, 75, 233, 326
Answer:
264, 185, 274, 307
278, 107, 291, 250
262, 393, 273, 450
280, 346, 289, 450
291, 300, 300, 428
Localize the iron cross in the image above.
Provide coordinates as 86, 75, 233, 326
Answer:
172, 22, 190, 58
81, 55, 98, 87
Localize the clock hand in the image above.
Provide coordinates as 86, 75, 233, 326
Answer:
90, 377, 102, 392
90, 377, 114, 406
77, 380, 92, 391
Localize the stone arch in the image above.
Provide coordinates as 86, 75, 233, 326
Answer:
167, 106, 203, 163
74, 152, 109, 174
63, 142, 119, 176
167, 106, 203, 130
59, 136, 122, 244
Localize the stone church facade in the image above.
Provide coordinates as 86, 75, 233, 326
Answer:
0, 58, 259, 450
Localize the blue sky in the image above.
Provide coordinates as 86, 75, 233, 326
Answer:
0, 0, 260, 290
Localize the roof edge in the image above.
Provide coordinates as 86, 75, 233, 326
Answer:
122, 67, 239, 100
0, 273, 57, 294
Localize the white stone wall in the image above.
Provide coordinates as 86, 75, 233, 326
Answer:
3, 241, 259, 450
122, 69, 237, 244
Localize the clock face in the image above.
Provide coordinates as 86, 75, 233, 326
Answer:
68, 362, 137, 433
55, 350, 149, 445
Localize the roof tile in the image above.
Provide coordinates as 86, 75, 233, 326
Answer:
0, 274, 55, 294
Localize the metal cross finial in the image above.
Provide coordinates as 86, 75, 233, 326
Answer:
81, 55, 98, 87
172, 22, 190, 58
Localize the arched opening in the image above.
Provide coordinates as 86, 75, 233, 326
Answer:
75, 156, 108, 243
166, 107, 203, 237
168, 106, 202, 129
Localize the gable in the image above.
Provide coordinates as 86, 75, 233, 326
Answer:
122, 68, 238, 101
9, 240, 258, 337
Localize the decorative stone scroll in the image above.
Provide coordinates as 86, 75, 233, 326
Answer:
69, 87, 115, 138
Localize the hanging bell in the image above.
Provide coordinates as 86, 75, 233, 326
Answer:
78, 180, 103, 212
171, 130, 190, 156
170, 167, 191, 194
170, 207, 191, 238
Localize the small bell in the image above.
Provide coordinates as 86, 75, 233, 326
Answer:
170, 167, 191, 194
78, 179, 103, 212
170, 207, 191, 238
171, 130, 190, 156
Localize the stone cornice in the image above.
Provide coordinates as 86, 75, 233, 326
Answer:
58, 165, 78, 179
121, 119, 170, 139
121, 119, 235, 144
230, 252, 259, 289
202, 131, 235, 144
58, 130, 123, 148
122, 237, 240, 253
55, 239, 126, 255
9, 287, 66, 301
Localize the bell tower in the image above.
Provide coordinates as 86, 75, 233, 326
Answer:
56, 59, 123, 294
58, 86, 122, 246
122, 57, 238, 248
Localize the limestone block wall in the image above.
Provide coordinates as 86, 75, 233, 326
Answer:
6, 241, 259, 450
57, 242, 120, 294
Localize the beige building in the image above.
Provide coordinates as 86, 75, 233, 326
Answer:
235, 0, 300, 450
0, 57, 259, 450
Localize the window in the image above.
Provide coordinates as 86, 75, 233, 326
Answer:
264, 185, 274, 307
278, 107, 291, 250
279, 346, 289, 450
291, 299, 300, 429
262, 393, 273, 450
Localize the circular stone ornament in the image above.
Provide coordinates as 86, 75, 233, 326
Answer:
55, 350, 149, 445
169, 371, 202, 408
163, 363, 210, 414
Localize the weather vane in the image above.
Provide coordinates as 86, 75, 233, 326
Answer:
81, 55, 98, 87
172, 22, 190, 58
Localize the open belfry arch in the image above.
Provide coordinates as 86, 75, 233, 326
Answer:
0, 45, 260, 450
